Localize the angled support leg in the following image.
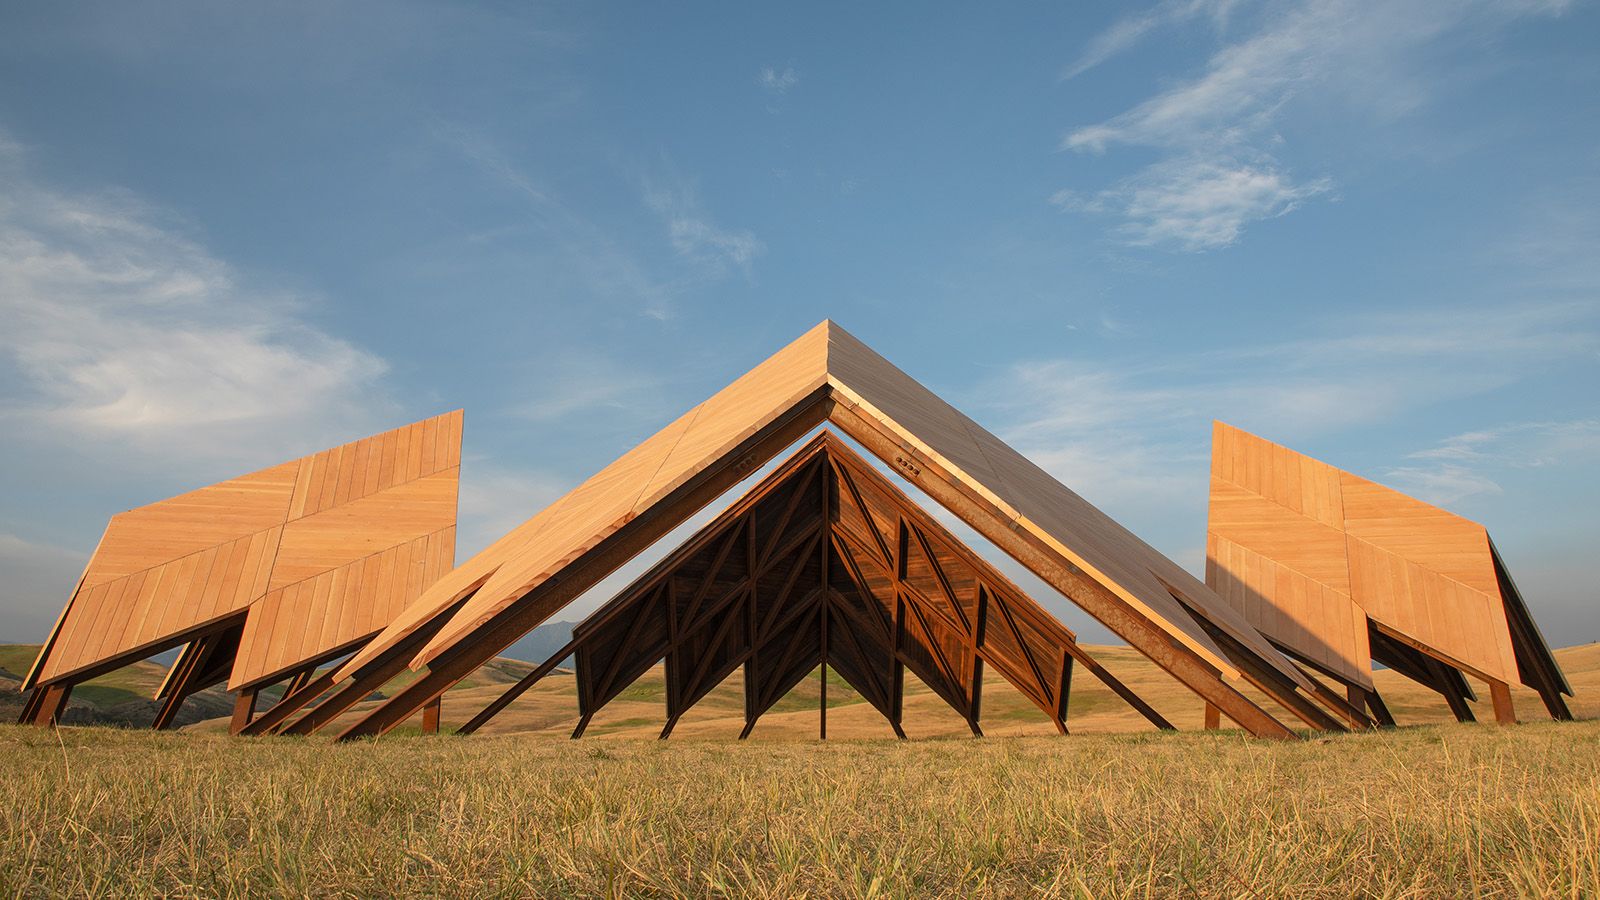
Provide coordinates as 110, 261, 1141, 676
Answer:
21, 683, 72, 727
1425, 657, 1476, 723
239, 669, 341, 736
457, 639, 577, 735
1364, 689, 1397, 728
1052, 652, 1073, 735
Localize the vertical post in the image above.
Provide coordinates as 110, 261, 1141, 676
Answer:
1488, 679, 1517, 725
230, 688, 257, 735
1346, 684, 1365, 716
1204, 702, 1221, 731
890, 595, 906, 739
1052, 652, 1073, 735
422, 697, 441, 734
819, 602, 828, 742
968, 586, 989, 737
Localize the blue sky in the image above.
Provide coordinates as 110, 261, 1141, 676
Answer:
1, 1, 1597, 650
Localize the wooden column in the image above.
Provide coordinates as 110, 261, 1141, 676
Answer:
421, 697, 441, 734
1488, 679, 1517, 725
1204, 702, 1221, 731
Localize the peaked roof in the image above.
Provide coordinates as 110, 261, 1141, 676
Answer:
338, 323, 1308, 698
1207, 420, 1566, 695
24, 411, 462, 692
565, 432, 1088, 736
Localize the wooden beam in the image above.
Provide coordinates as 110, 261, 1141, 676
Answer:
1064, 644, 1175, 731
421, 697, 440, 734
238, 668, 340, 736
1053, 652, 1073, 735
1365, 689, 1396, 728
279, 602, 462, 736
1204, 703, 1221, 730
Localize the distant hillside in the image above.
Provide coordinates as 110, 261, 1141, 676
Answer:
0, 644, 235, 728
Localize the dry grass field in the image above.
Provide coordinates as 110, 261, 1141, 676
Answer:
1, 720, 1596, 897
1, 643, 1596, 897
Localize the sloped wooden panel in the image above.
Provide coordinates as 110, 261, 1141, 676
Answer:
432, 328, 831, 662
1346, 535, 1516, 683
81, 461, 299, 589
1207, 421, 1524, 690
269, 468, 459, 591
1208, 476, 1352, 595
823, 325, 1308, 691
1340, 472, 1499, 596
1207, 533, 1371, 687
231, 525, 456, 689
26, 411, 462, 693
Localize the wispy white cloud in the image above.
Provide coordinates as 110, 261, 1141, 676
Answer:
503, 354, 657, 423
757, 66, 799, 93
1407, 420, 1600, 467
1055, 157, 1332, 251
1380, 464, 1507, 506
1063, 0, 1246, 80
0, 138, 392, 464
643, 178, 764, 276
1057, 0, 1575, 250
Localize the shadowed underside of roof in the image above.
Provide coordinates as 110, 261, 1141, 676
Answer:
338, 323, 1311, 703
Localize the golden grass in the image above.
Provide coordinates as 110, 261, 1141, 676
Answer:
3, 720, 1598, 898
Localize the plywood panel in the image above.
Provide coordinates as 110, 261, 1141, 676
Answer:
269, 468, 459, 590
1207, 534, 1371, 687
28, 412, 462, 692
1340, 472, 1498, 596
81, 461, 299, 588
1207, 477, 1351, 594
1207, 421, 1522, 690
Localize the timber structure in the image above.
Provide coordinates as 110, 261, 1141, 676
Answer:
321, 321, 1345, 740
1205, 421, 1573, 725
17, 412, 462, 732
460, 433, 1175, 738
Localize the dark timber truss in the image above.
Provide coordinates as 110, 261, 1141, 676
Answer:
457, 433, 1172, 738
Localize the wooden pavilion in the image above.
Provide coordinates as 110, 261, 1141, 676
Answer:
315, 321, 1356, 740
459, 432, 1178, 738
17, 412, 462, 733
1205, 421, 1572, 725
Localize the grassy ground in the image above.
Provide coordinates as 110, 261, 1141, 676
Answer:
4, 644, 1596, 895
2, 720, 1596, 897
